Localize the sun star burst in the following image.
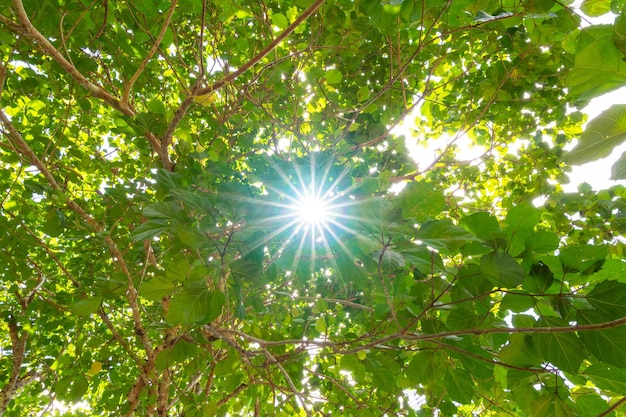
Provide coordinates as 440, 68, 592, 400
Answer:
294, 191, 333, 230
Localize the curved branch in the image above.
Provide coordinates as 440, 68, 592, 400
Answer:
123, 0, 179, 103
10, 0, 133, 116
0, 109, 153, 358
160, 0, 325, 152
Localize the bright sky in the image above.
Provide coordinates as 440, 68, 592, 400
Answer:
398, 6, 626, 195
564, 87, 626, 192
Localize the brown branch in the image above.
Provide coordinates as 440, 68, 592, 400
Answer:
125, 375, 146, 417
260, 347, 313, 417
215, 314, 626, 356
0, 108, 153, 359
0, 320, 30, 414
6, 1, 170, 168
123, 0, 179, 103
160, 0, 325, 152
599, 395, 626, 417
10, 0, 133, 116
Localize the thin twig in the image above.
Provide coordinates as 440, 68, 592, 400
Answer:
123, 0, 179, 103
160, 0, 325, 152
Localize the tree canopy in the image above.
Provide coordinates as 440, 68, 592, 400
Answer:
2, 0, 626, 415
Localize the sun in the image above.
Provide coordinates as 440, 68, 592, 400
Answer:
293, 190, 333, 231
237, 152, 370, 274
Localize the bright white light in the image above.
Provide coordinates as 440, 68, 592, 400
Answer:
294, 191, 332, 228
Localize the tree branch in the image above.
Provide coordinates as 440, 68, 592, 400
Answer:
10, 0, 133, 116
0, 108, 153, 359
0, 320, 29, 414
123, 0, 179, 103
160, 0, 325, 152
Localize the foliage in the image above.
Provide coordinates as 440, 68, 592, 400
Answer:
1, 0, 626, 415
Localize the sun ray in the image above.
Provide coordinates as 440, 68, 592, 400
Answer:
221, 152, 389, 278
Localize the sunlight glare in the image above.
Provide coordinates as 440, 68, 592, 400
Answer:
294, 191, 332, 229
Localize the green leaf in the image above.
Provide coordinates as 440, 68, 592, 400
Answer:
445, 368, 474, 403
533, 393, 575, 417
140, 276, 176, 301
578, 308, 626, 368
143, 201, 184, 220
367, 354, 401, 392
576, 395, 613, 417
562, 105, 626, 165
499, 334, 541, 367
70, 296, 103, 316
165, 257, 190, 281
580, 0, 611, 16
459, 212, 501, 240
567, 27, 626, 100
559, 244, 607, 273
414, 219, 476, 253
583, 362, 626, 393
325, 69, 342, 84
176, 227, 207, 247
526, 231, 560, 253
446, 308, 480, 330
230, 259, 262, 283
480, 252, 525, 288
271, 13, 289, 29
373, 249, 405, 271
533, 316, 585, 374
357, 86, 371, 102
42, 208, 66, 237
529, 262, 554, 293
501, 291, 536, 312
166, 287, 225, 325
505, 201, 541, 233
396, 182, 446, 222
130, 220, 170, 240
587, 280, 626, 318
525, 0, 555, 13
314, 316, 326, 334
588, 259, 626, 283
610, 150, 626, 180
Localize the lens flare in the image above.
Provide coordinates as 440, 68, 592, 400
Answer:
294, 191, 332, 230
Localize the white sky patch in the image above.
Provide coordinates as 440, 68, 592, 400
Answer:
395, 86, 626, 195
563, 86, 626, 192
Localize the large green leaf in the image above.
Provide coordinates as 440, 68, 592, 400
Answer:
559, 244, 607, 273
396, 181, 445, 222
499, 334, 541, 367
567, 27, 626, 100
610, 150, 626, 179
532, 393, 575, 417
561, 105, 626, 165
166, 287, 225, 325
533, 316, 585, 374
580, 0, 611, 16
480, 252, 525, 288
583, 363, 626, 393
459, 212, 501, 240
70, 296, 103, 316
444, 368, 474, 404
578, 308, 626, 368
130, 220, 170, 240
414, 219, 476, 253
373, 249, 406, 272
586, 280, 626, 318
140, 276, 176, 301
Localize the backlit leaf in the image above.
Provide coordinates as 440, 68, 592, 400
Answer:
562, 105, 626, 165
166, 287, 225, 325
